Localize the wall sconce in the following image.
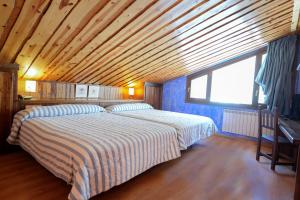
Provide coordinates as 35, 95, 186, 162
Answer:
25, 80, 36, 92
297, 64, 300, 71
128, 87, 134, 98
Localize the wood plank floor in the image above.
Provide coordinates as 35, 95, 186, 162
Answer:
0, 135, 295, 200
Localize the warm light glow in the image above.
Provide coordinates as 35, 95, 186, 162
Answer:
26, 68, 37, 77
128, 87, 134, 96
25, 80, 36, 92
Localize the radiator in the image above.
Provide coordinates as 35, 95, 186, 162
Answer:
222, 109, 259, 137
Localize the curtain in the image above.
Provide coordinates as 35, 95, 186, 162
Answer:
255, 35, 297, 115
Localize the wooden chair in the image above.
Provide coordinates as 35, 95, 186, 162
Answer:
256, 106, 297, 170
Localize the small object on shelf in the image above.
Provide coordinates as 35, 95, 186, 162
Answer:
23, 96, 33, 100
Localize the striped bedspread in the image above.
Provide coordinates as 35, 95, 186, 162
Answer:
7, 105, 181, 200
112, 109, 217, 150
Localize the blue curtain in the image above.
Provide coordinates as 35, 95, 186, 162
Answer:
255, 35, 297, 115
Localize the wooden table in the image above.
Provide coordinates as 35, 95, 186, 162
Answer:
279, 118, 300, 200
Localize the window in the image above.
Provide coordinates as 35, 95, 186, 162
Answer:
210, 56, 256, 104
186, 48, 267, 107
190, 75, 207, 99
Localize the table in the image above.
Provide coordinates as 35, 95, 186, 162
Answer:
279, 118, 300, 200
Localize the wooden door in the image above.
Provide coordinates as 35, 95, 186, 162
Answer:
0, 72, 14, 151
144, 83, 162, 109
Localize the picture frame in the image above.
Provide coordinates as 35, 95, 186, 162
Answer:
75, 84, 88, 98
88, 85, 100, 98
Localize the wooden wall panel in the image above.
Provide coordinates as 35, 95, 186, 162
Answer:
18, 80, 125, 100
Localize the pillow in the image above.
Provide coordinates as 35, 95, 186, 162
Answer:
106, 103, 153, 112
7, 104, 106, 145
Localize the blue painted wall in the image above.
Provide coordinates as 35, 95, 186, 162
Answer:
162, 76, 225, 131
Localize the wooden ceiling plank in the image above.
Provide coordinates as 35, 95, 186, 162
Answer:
102, 0, 289, 85
0, 0, 15, 47
125, 24, 291, 84
40, 0, 136, 80
142, 28, 290, 83
0, 0, 24, 51
25, 0, 110, 79
0, 0, 51, 65
47, 0, 163, 81
16, 0, 78, 78
146, 26, 291, 83
122, 8, 292, 85
76, 0, 244, 84
291, 0, 300, 31
118, 23, 291, 86
52, 0, 212, 82
114, 9, 292, 86
58, 0, 226, 80
92, 0, 283, 85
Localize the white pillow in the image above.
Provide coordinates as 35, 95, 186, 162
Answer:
106, 103, 153, 112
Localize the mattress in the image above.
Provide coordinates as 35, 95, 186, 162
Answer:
7, 104, 181, 200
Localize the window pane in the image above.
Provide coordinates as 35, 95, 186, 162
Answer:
190, 75, 207, 99
210, 56, 256, 104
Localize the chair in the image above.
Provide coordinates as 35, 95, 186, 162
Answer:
256, 105, 297, 170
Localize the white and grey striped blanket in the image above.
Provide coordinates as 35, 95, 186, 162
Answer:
7, 105, 181, 200
110, 109, 217, 150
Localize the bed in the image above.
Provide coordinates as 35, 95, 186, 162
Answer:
7, 104, 181, 200
106, 103, 217, 150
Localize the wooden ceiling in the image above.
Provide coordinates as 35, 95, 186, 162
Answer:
0, 0, 299, 86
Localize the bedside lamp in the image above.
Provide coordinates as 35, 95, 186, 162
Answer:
128, 87, 134, 98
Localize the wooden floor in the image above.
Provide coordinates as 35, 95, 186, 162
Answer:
0, 135, 295, 200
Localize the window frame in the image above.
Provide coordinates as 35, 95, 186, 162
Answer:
185, 48, 267, 108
